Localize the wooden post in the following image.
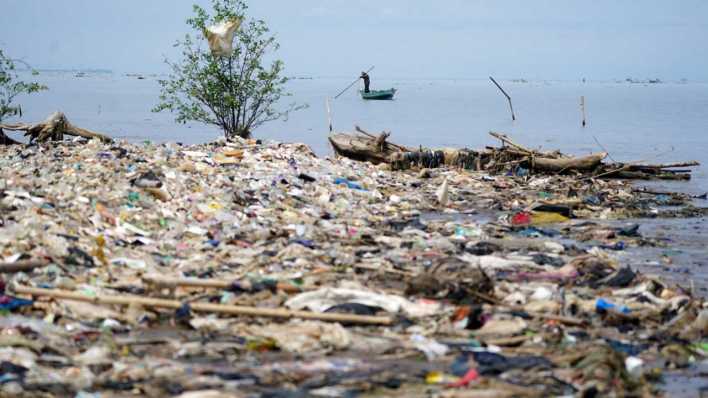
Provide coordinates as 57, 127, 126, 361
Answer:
326, 97, 334, 133
580, 96, 586, 127
489, 76, 516, 121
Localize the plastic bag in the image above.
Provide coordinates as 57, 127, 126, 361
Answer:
205, 19, 242, 56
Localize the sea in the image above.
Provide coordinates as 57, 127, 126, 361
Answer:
8, 70, 708, 395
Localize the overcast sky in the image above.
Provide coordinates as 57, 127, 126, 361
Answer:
2, 0, 708, 80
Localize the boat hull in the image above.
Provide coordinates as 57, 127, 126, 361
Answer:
360, 89, 396, 100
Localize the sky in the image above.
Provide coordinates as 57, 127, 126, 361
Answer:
2, 0, 708, 81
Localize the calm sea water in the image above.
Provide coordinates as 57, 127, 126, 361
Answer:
12, 71, 708, 194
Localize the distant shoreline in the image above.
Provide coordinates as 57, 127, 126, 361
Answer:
16, 70, 707, 85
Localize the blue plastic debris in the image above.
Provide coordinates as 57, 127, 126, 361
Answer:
515, 167, 529, 177
516, 226, 560, 238
596, 298, 630, 314
175, 302, 191, 320
293, 239, 316, 249
450, 354, 473, 377
506, 167, 529, 177
605, 338, 648, 356
583, 195, 602, 205
600, 241, 626, 251
0, 360, 28, 384
333, 178, 365, 190
0, 296, 33, 311
617, 224, 641, 237
655, 194, 671, 204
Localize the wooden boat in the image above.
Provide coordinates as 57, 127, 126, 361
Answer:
360, 88, 396, 100
329, 132, 401, 164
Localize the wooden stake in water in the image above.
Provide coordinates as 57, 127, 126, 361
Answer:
326, 97, 334, 132
489, 76, 516, 121
580, 96, 587, 127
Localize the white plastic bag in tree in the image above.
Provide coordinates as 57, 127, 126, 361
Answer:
205, 19, 241, 56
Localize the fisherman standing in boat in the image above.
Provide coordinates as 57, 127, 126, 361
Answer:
360, 71, 371, 93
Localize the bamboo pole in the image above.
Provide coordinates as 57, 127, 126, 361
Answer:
141, 275, 302, 294
489, 77, 516, 121
326, 97, 334, 133
334, 66, 375, 99
633, 161, 700, 169
144, 275, 232, 289
0, 260, 49, 273
13, 286, 393, 326
580, 96, 586, 127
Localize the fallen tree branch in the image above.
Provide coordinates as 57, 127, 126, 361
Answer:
0, 128, 22, 145
489, 131, 532, 153
355, 125, 411, 152
489, 131, 561, 159
612, 170, 691, 180
589, 161, 697, 181
631, 161, 700, 169
0, 111, 112, 144
13, 285, 393, 326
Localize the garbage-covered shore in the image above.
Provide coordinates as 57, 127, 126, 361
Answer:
0, 137, 706, 397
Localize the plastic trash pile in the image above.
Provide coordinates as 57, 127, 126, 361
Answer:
0, 137, 705, 397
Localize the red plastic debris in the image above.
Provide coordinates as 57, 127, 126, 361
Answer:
448, 368, 479, 388
511, 211, 532, 226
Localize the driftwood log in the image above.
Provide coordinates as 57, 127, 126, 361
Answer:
329, 128, 698, 180
531, 152, 607, 172
489, 131, 697, 178
0, 111, 112, 144
0, 129, 21, 145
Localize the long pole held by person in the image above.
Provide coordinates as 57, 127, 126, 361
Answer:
334, 66, 375, 99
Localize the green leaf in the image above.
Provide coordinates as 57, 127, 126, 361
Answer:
0, 49, 47, 123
